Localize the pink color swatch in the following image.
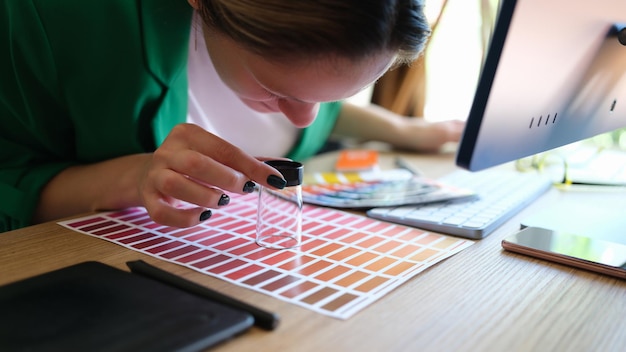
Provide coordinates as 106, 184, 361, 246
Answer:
59, 193, 473, 319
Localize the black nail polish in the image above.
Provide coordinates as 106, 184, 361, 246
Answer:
199, 210, 212, 222
218, 194, 230, 206
267, 175, 287, 189
243, 181, 256, 193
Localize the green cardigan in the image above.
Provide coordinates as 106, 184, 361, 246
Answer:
0, 0, 341, 231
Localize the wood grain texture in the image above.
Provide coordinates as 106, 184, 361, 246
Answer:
1, 151, 625, 352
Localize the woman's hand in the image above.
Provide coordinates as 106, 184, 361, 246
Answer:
391, 117, 464, 153
35, 123, 287, 228
139, 123, 287, 227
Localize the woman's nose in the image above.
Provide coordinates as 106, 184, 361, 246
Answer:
278, 100, 320, 128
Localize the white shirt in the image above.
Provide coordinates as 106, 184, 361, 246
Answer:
186, 14, 298, 157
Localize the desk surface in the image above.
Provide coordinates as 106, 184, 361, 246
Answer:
1, 151, 625, 352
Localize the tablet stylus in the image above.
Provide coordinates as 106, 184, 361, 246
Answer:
126, 260, 280, 331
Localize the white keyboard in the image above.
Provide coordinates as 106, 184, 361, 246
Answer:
366, 168, 553, 239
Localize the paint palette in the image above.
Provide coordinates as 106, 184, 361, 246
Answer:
302, 169, 475, 208
59, 193, 473, 319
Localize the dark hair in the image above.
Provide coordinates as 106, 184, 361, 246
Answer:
197, 0, 431, 65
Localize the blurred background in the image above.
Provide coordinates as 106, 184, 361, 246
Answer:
348, 0, 626, 151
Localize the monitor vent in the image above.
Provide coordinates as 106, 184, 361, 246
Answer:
528, 113, 558, 129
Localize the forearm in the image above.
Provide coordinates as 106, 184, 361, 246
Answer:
333, 102, 464, 153
332, 102, 405, 145
33, 153, 151, 224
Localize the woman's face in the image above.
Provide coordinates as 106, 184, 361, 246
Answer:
203, 31, 396, 128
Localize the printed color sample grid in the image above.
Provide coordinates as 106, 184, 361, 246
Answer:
59, 193, 473, 319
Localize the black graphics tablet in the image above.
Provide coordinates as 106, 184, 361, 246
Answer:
0, 261, 253, 352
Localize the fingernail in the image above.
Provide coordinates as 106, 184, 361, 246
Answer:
199, 210, 212, 222
243, 181, 256, 193
267, 175, 287, 189
218, 194, 230, 206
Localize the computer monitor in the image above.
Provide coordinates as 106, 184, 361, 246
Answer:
456, 0, 626, 171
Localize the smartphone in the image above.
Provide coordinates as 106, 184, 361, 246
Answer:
502, 227, 626, 279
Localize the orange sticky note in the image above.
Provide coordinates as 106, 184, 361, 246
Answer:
335, 150, 379, 172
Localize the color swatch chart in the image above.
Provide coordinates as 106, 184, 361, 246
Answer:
59, 193, 473, 319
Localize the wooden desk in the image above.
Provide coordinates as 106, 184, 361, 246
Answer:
1, 151, 625, 352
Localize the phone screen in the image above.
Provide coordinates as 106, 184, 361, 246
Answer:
502, 227, 626, 279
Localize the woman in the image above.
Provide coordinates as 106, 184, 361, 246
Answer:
0, 0, 462, 231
